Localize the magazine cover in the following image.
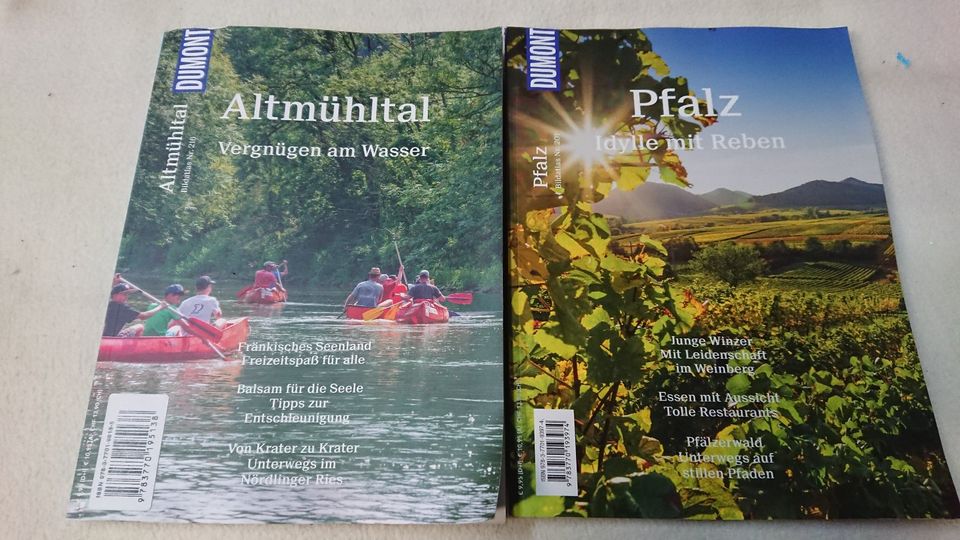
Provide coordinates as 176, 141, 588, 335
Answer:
68, 26, 504, 523
506, 27, 959, 519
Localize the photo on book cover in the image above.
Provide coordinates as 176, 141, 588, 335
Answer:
68, 26, 504, 524
506, 26, 959, 519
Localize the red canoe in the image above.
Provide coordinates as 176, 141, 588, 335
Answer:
98, 318, 250, 363
396, 300, 449, 324
239, 287, 287, 304
344, 305, 376, 320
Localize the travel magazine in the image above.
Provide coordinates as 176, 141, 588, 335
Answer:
506, 26, 959, 519
68, 24, 958, 524
67, 26, 505, 523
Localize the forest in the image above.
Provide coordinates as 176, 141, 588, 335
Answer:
118, 28, 503, 290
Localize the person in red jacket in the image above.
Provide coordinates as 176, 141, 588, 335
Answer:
375, 266, 409, 305
253, 261, 287, 293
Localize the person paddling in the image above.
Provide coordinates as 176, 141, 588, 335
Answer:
379, 273, 395, 299
390, 271, 408, 300
254, 261, 287, 293
390, 275, 408, 303
142, 284, 186, 336
273, 260, 288, 284
344, 267, 384, 308
406, 270, 445, 303
103, 282, 167, 337
179, 276, 223, 327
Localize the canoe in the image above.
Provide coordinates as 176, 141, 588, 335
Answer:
343, 302, 407, 321
98, 318, 250, 363
396, 300, 449, 324
343, 300, 448, 323
239, 287, 287, 304
344, 305, 373, 319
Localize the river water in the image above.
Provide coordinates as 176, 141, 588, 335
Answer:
68, 279, 504, 523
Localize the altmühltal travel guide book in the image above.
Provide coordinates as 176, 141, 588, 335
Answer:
69, 25, 958, 524
68, 27, 505, 523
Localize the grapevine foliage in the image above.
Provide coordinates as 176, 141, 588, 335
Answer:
507, 28, 957, 519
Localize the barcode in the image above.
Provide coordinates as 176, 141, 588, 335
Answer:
533, 408, 578, 496
88, 394, 168, 511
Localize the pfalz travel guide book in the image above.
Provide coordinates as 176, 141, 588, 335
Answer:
69, 24, 958, 525
506, 27, 959, 519
67, 26, 505, 523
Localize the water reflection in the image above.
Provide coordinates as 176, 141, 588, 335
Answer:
69, 281, 503, 523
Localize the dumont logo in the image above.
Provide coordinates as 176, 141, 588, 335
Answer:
525, 28, 560, 92
172, 28, 214, 93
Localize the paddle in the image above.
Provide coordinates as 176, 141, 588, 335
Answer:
275, 260, 287, 298
361, 305, 389, 321
363, 292, 422, 321
176, 316, 223, 342
384, 301, 405, 320
393, 241, 405, 284
118, 278, 227, 360
444, 292, 473, 305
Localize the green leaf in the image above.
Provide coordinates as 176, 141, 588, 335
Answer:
578, 213, 612, 257
639, 50, 669, 76
776, 399, 803, 423
638, 235, 668, 256
513, 495, 567, 517
726, 373, 751, 395
582, 305, 613, 330
511, 290, 529, 317
600, 254, 640, 274
516, 373, 554, 394
658, 165, 682, 187
622, 409, 653, 432
534, 328, 579, 358
842, 435, 865, 456
554, 230, 591, 258
826, 395, 845, 414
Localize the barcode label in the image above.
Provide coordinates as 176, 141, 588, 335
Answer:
88, 394, 168, 511
533, 408, 578, 496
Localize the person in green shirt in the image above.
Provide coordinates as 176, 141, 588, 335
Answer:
142, 284, 186, 336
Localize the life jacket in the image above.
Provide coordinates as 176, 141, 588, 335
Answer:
391, 282, 408, 303
253, 269, 278, 289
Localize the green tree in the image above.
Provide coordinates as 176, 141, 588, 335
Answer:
119, 29, 503, 289
804, 236, 826, 259
691, 242, 765, 285
664, 236, 699, 264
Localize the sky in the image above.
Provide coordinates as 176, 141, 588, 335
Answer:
639, 27, 883, 195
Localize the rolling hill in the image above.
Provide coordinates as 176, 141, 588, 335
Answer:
596, 177, 886, 222
594, 182, 716, 221
700, 187, 753, 207
750, 177, 886, 208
